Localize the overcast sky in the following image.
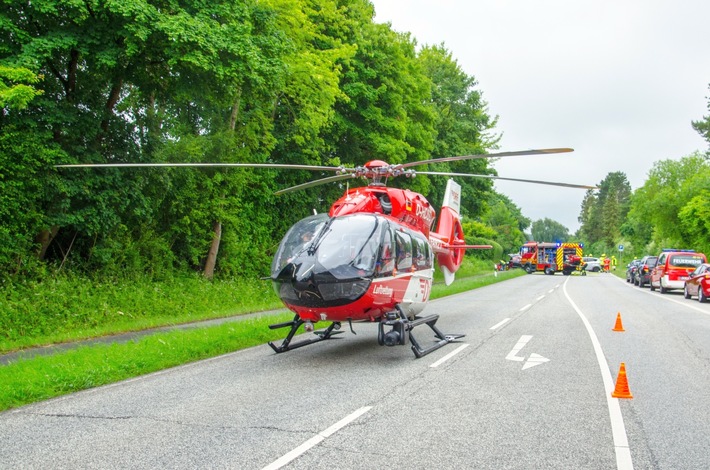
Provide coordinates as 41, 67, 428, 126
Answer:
370, 0, 710, 232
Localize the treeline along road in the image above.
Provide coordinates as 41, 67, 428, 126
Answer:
1, 274, 708, 469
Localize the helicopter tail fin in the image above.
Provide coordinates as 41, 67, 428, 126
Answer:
432, 180, 465, 285
431, 180, 492, 285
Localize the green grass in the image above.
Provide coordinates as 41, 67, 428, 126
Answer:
0, 314, 292, 411
0, 262, 524, 412
431, 269, 525, 299
0, 274, 282, 353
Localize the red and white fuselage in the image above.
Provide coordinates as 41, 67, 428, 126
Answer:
270, 177, 475, 324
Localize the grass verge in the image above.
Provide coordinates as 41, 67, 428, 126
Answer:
0, 313, 293, 411
0, 267, 524, 412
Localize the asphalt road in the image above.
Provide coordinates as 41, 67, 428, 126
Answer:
1, 273, 709, 469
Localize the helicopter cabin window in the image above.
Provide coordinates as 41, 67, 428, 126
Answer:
395, 231, 413, 272
377, 223, 396, 277
412, 233, 432, 269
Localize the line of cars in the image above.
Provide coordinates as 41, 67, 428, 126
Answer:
626, 249, 710, 302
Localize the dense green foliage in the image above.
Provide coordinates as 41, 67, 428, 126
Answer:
578, 87, 710, 258
531, 218, 570, 244
580, 172, 632, 247
0, 0, 502, 280
0, 273, 282, 352
691, 85, 710, 156
622, 153, 710, 257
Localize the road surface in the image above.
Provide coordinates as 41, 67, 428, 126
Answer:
1, 273, 709, 469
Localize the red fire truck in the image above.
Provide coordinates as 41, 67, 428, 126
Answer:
519, 241, 584, 275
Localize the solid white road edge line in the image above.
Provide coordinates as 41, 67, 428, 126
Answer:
614, 274, 710, 317
261, 406, 372, 470
430, 343, 469, 368
563, 277, 634, 470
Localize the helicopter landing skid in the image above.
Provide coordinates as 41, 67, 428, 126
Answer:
378, 308, 465, 358
268, 315, 343, 354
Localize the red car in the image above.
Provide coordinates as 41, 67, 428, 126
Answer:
650, 250, 707, 294
684, 263, 710, 302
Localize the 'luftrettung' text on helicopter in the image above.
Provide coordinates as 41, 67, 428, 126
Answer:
58, 148, 596, 358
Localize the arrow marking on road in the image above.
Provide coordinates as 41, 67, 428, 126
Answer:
505, 335, 549, 370
522, 353, 550, 370
505, 335, 532, 362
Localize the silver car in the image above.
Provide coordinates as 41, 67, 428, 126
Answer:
582, 257, 602, 272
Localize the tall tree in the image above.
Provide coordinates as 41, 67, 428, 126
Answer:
318, 1, 438, 205
264, 0, 357, 235
417, 44, 499, 217
691, 84, 710, 156
577, 171, 631, 247
626, 153, 710, 251
481, 192, 529, 253
531, 218, 570, 242
0, 0, 294, 276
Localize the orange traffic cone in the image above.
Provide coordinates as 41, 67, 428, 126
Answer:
612, 312, 625, 332
611, 362, 633, 399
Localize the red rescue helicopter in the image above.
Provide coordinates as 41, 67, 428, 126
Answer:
59, 148, 595, 357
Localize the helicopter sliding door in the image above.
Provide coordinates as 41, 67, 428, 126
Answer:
370, 220, 434, 319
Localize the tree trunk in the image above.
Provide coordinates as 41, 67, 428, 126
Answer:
203, 220, 222, 280
36, 226, 59, 260
100, 77, 124, 133
229, 90, 241, 131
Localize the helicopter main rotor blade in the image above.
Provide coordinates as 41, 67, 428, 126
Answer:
274, 173, 357, 195
55, 162, 341, 171
416, 171, 597, 189
399, 148, 573, 169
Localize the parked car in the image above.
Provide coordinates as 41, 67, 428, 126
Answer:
626, 259, 641, 283
582, 257, 602, 272
508, 253, 522, 269
650, 250, 708, 294
683, 263, 710, 302
636, 255, 658, 287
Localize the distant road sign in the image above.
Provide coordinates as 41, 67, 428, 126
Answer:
619, 245, 624, 251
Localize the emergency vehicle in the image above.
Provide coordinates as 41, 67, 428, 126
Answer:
519, 241, 584, 275
650, 249, 707, 293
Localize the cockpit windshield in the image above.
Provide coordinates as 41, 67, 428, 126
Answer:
314, 215, 381, 278
271, 213, 329, 274
271, 213, 383, 280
